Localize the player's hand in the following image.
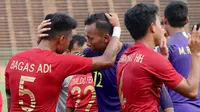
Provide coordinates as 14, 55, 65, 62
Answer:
159, 29, 169, 58
189, 25, 200, 56
105, 13, 120, 27
37, 19, 51, 44
159, 37, 169, 58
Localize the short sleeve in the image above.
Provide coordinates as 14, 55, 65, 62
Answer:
160, 85, 173, 109
4, 58, 13, 90
146, 54, 183, 88
66, 87, 75, 108
57, 54, 92, 78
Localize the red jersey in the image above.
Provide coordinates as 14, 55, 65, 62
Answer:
5, 48, 92, 112
117, 43, 183, 112
0, 92, 2, 112
66, 73, 98, 112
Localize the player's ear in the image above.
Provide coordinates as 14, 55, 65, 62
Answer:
104, 34, 110, 43
58, 35, 65, 44
150, 23, 156, 33
65, 49, 70, 54
163, 17, 168, 25
185, 16, 189, 25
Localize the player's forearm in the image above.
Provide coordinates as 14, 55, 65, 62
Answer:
103, 37, 121, 64
174, 55, 200, 98
91, 37, 120, 71
185, 54, 200, 98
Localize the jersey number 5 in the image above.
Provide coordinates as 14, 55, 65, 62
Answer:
19, 76, 36, 112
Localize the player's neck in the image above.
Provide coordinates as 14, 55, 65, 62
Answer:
38, 40, 56, 52
168, 27, 185, 37
135, 35, 155, 49
104, 41, 123, 53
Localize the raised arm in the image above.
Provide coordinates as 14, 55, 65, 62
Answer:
38, 13, 121, 73
172, 25, 200, 98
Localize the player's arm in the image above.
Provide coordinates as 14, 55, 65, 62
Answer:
154, 26, 200, 99
90, 13, 121, 71
160, 85, 174, 112
38, 13, 121, 73
172, 26, 200, 98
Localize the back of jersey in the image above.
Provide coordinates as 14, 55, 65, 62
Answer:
66, 73, 98, 112
5, 48, 66, 112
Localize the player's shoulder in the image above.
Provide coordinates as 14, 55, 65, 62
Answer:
9, 48, 35, 60
122, 42, 132, 49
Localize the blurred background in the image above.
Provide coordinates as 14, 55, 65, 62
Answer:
0, 0, 199, 111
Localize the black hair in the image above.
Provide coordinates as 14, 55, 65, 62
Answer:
68, 34, 87, 51
192, 23, 200, 31
44, 13, 54, 20
164, 1, 188, 27
124, 3, 158, 40
84, 12, 113, 35
42, 12, 77, 40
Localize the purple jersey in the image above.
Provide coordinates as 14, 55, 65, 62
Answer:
160, 85, 173, 110
167, 32, 200, 111
83, 43, 130, 112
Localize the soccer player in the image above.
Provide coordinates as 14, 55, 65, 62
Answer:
5, 12, 121, 112
65, 35, 97, 112
82, 12, 129, 112
38, 12, 174, 112
117, 3, 200, 112
37, 12, 127, 112
163, 1, 200, 112
56, 34, 88, 112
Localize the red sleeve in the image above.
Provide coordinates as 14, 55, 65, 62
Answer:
57, 54, 92, 78
66, 86, 75, 108
146, 54, 183, 88
5, 58, 13, 90
5, 72, 9, 90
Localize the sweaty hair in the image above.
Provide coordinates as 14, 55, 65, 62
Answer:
84, 12, 113, 35
164, 1, 188, 27
42, 12, 77, 40
68, 34, 87, 51
124, 3, 158, 41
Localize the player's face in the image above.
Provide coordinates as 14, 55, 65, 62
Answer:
85, 23, 109, 52
56, 31, 72, 54
162, 26, 169, 39
71, 42, 87, 54
153, 16, 165, 46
